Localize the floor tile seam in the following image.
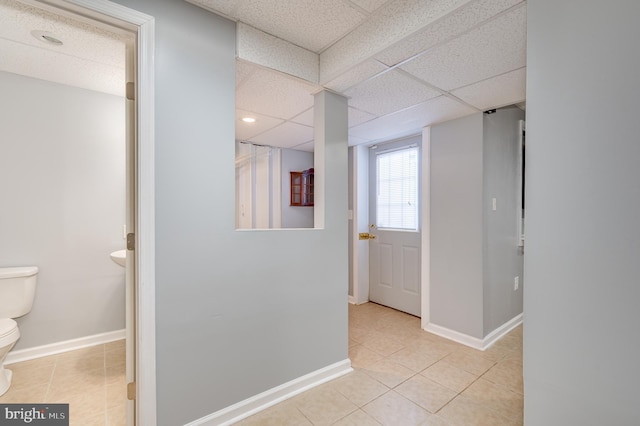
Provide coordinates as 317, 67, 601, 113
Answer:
422, 370, 486, 417
360, 388, 394, 411
478, 377, 524, 396
332, 381, 392, 408
441, 392, 519, 424
436, 357, 496, 378
380, 367, 421, 390
359, 343, 407, 358
102, 348, 109, 420
472, 397, 520, 424
43, 361, 58, 400
322, 404, 361, 426
419, 367, 481, 396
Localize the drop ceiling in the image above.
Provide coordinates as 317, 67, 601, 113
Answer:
0, 0, 133, 97
0, 0, 527, 152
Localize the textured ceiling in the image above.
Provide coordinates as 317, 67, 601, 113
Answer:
1, 0, 527, 151
0, 0, 132, 97
208, 0, 527, 150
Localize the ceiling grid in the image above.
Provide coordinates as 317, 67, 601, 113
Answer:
2, 0, 527, 149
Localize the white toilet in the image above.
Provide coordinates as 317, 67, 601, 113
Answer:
0, 266, 38, 396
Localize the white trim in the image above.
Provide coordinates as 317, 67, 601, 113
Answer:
271, 148, 282, 228
420, 126, 431, 329
135, 13, 157, 426
37, 1, 157, 425
424, 313, 523, 351
352, 145, 370, 305
516, 119, 525, 247
5, 330, 125, 365
348, 295, 357, 304
185, 360, 353, 426
424, 323, 485, 350
481, 313, 523, 350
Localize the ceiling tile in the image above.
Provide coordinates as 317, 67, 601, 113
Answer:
324, 59, 388, 92
349, 107, 377, 127
376, 0, 523, 66
235, 109, 284, 141
236, 65, 319, 120
348, 135, 373, 146
451, 67, 526, 110
0, 0, 129, 69
348, 0, 391, 13
349, 95, 476, 142
187, 0, 241, 17
290, 108, 314, 126
320, 0, 471, 82
234, 0, 366, 52
0, 39, 124, 96
399, 4, 526, 91
291, 141, 314, 152
344, 69, 440, 116
237, 23, 319, 83
236, 60, 256, 88
251, 121, 314, 149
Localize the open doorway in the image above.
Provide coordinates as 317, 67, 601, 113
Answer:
0, 0, 155, 424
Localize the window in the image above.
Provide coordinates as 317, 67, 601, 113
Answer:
376, 146, 419, 230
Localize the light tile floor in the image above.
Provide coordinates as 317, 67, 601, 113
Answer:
0, 339, 126, 426
238, 302, 523, 426
0, 304, 522, 426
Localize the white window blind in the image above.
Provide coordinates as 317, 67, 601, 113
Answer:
376, 146, 419, 230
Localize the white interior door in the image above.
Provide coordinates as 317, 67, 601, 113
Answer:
368, 139, 421, 316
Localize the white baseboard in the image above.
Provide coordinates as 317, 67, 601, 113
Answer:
186, 359, 353, 426
481, 313, 523, 350
5, 329, 126, 365
424, 323, 485, 350
424, 313, 523, 351
348, 296, 356, 304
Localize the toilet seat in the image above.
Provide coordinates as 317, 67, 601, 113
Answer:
0, 319, 19, 347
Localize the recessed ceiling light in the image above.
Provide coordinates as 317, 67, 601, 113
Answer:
242, 117, 256, 123
31, 30, 63, 46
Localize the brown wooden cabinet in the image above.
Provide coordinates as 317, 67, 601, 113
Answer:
290, 168, 314, 206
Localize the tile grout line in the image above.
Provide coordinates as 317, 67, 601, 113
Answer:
103, 343, 108, 426
43, 355, 58, 402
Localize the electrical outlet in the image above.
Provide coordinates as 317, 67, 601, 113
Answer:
514, 276, 519, 291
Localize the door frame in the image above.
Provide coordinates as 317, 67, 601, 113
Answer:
350, 128, 431, 329
420, 126, 431, 330
30, 0, 157, 424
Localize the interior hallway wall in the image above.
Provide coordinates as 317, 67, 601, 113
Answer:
0, 71, 126, 349
525, 0, 640, 424
482, 106, 525, 335
429, 107, 524, 341
430, 113, 485, 339
112, 1, 349, 424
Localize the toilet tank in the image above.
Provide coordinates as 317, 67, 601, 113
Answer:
0, 267, 38, 318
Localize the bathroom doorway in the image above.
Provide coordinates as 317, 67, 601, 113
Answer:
1, 0, 156, 424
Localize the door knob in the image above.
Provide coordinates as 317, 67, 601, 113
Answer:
359, 232, 377, 240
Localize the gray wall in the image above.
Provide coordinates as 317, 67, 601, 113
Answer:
281, 148, 314, 228
430, 108, 524, 340
482, 106, 524, 335
112, 1, 348, 425
430, 113, 484, 339
525, 1, 640, 424
348, 147, 354, 296
0, 71, 126, 349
